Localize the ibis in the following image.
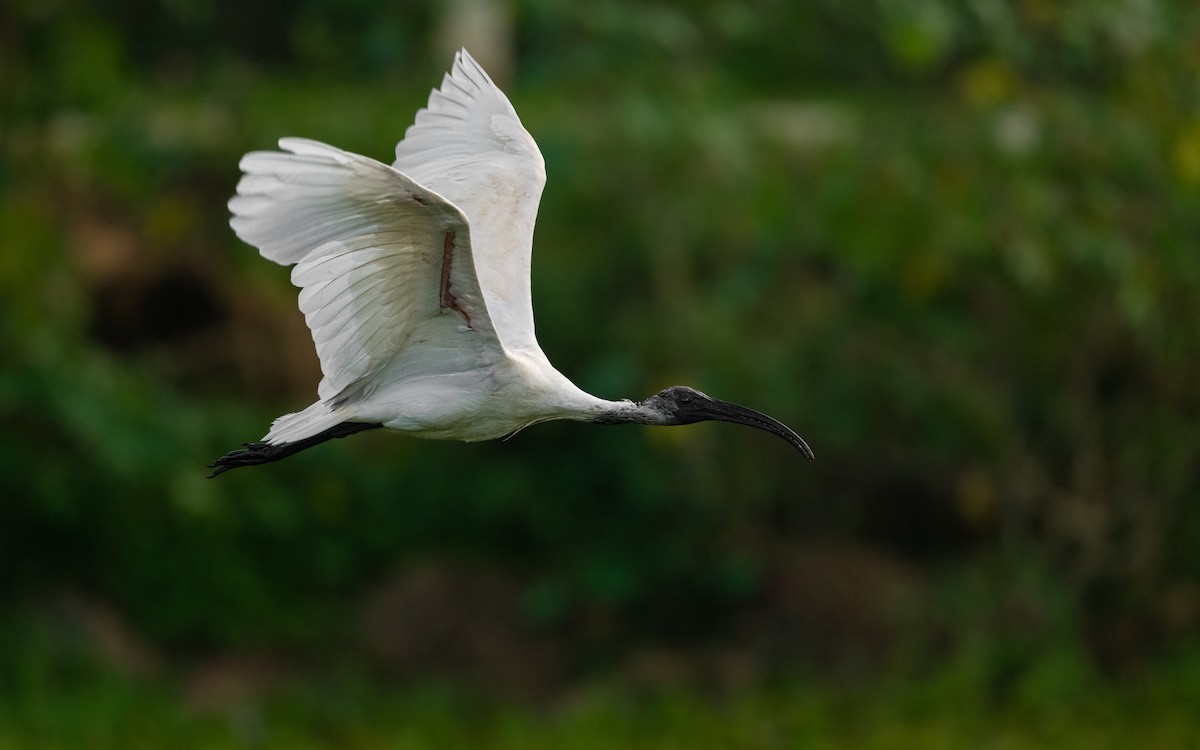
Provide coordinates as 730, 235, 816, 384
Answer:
209, 50, 813, 477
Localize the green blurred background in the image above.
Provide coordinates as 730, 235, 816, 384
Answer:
3, 0, 1199, 746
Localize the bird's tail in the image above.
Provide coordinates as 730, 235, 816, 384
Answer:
208, 419, 382, 478
264, 401, 351, 444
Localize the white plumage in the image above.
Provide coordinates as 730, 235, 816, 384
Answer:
210, 50, 811, 477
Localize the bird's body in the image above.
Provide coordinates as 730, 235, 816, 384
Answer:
210, 51, 811, 476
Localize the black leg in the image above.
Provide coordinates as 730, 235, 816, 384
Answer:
208, 421, 383, 478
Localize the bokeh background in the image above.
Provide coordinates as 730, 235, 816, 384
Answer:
3, 0, 1199, 746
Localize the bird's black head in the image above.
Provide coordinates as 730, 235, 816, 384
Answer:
642, 386, 814, 459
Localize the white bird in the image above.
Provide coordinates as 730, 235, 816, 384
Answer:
209, 50, 812, 477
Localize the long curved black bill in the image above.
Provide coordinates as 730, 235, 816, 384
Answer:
698, 399, 814, 460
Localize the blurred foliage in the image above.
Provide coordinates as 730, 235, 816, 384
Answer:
2, 0, 1199, 712
2, 644, 1199, 748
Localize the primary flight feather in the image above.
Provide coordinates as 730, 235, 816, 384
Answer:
210, 50, 812, 477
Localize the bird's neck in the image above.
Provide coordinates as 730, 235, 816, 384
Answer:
508, 352, 665, 425
589, 398, 668, 426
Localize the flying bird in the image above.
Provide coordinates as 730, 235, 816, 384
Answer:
209, 50, 812, 477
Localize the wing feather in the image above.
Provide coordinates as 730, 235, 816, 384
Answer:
229, 137, 502, 402
393, 49, 546, 352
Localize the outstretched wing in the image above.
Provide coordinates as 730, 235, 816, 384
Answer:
394, 49, 546, 353
229, 137, 501, 403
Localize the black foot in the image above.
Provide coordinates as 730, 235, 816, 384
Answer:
208, 441, 284, 477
